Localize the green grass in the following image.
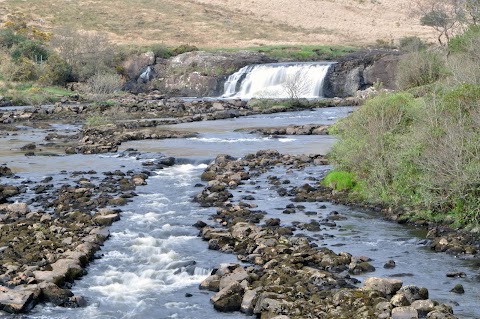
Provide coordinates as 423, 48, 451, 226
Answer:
321, 170, 359, 191
0, 82, 75, 105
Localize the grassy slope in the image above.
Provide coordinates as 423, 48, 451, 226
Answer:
0, 0, 435, 48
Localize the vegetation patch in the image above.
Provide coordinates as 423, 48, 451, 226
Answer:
321, 171, 359, 191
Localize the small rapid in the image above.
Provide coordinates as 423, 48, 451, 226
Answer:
27, 163, 248, 319
222, 62, 333, 99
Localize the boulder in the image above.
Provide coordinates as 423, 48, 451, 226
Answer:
0, 286, 36, 313
411, 299, 436, 317
363, 277, 403, 296
39, 282, 73, 306
210, 282, 244, 312
241, 288, 260, 315
392, 306, 419, 319
0, 166, 13, 176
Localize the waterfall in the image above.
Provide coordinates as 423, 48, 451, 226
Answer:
222, 62, 334, 99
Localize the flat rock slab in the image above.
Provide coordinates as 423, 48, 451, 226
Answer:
0, 286, 35, 313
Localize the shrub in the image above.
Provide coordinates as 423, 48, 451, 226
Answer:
50, 27, 116, 81
150, 43, 173, 59
329, 84, 480, 225
1, 57, 39, 81
321, 171, 358, 191
86, 72, 122, 95
0, 28, 26, 48
10, 39, 49, 62
399, 36, 427, 52
172, 44, 198, 55
396, 50, 447, 90
38, 54, 72, 86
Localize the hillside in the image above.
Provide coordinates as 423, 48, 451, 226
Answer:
0, 0, 435, 48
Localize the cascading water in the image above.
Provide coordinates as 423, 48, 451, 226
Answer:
222, 62, 333, 99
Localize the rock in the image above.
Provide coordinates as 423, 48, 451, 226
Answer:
390, 293, 410, 307
199, 274, 221, 292
0, 286, 35, 313
384, 259, 396, 269
1, 202, 30, 215
34, 258, 84, 286
450, 284, 464, 294
93, 212, 120, 226
411, 299, 436, 317
253, 292, 292, 317
69, 295, 87, 308
20, 143, 36, 151
39, 282, 73, 306
396, 285, 427, 304
219, 269, 250, 290
363, 277, 403, 296
391, 306, 419, 319
241, 288, 260, 315
375, 301, 393, 318
210, 282, 244, 312
0, 166, 13, 176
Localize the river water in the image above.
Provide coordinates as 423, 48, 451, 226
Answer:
1, 107, 478, 319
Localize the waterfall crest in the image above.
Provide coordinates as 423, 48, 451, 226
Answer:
222, 62, 333, 99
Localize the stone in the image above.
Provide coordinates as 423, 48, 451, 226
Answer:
210, 282, 244, 312
39, 282, 73, 306
398, 285, 427, 303
219, 269, 250, 290
384, 259, 396, 269
450, 284, 464, 294
390, 293, 410, 307
363, 277, 403, 296
199, 274, 221, 292
93, 213, 120, 226
391, 306, 419, 319
0, 286, 35, 313
240, 288, 260, 315
0, 166, 13, 176
411, 299, 436, 317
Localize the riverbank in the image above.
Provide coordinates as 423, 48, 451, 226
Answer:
0, 104, 478, 317
191, 150, 464, 318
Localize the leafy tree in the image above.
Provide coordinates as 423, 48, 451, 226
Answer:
418, 0, 463, 45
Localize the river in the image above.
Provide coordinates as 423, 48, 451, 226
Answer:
1, 107, 478, 319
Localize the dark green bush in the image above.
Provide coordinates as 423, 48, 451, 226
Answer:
172, 44, 198, 55
10, 39, 49, 61
0, 28, 26, 48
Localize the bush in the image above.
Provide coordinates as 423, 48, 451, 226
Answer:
329, 84, 480, 225
321, 171, 358, 191
50, 27, 116, 81
399, 36, 427, 52
86, 72, 122, 95
38, 54, 72, 86
0, 57, 39, 81
0, 28, 26, 48
396, 50, 447, 90
172, 44, 198, 55
10, 39, 49, 62
150, 44, 173, 59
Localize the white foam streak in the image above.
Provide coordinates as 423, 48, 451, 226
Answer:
187, 137, 269, 143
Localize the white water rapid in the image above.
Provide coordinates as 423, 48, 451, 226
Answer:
222, 62, 333, 99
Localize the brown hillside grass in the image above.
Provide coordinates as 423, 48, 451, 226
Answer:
0, 0, 435, 48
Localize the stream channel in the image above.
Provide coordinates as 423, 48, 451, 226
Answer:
1, 107, 479, 319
